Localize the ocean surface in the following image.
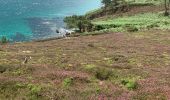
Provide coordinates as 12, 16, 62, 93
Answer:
0, 0, 101, 41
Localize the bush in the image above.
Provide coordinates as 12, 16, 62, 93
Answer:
27, 84, 42, 95
112, 54, 128, 63
64, 15, 94, 33
0, 65, 17, 73
0, 36, 8, 44
27, 84, 43, 100
0, 65, 7, 73
84, 64, 113, 80
124, 25, 138, 32
84, 64, 97, 72
62, 78, 73, 87
94, 25, 105, 31
146, 23, 159, 29
95, 67, 112, 80
121, 79, 138, 90
0, 81, 26, 99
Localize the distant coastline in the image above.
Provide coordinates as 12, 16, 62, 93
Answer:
0, 0, 101, 42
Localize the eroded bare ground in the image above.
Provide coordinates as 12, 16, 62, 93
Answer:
0, 30, 170, 99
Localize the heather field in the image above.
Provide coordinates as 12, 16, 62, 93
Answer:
0, 30, 170, 99
0, 0, 170, 99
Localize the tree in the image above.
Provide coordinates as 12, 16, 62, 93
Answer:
164, 0, 169, 16
102, 0, 112, 8
169, 0, 170, 13
64, 15, 81, 29
0, 36, 8, 44
64, 15, 93, 33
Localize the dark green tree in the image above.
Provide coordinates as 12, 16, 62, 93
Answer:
164, 0, 169, 16
0, 36, 8, 44
102, 0, 112, 8
64, 15, 93, 33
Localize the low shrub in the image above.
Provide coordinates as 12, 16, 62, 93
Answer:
84, 64, 113, 80
146, 23, 159, 29
0, 81, 27, 99
84, 64, 97, 72
95, 67, 112, 80
112, 54, 128, 63
27, 84, 42, 95
94, 25, 105, 31
0, 65, 7, 73
121, 79, 138, 90
24, 83, 43, 100
62, 77, 74, 87
0, 65, 18, 73
124, 25, 138, 32
0, 81, 44, 99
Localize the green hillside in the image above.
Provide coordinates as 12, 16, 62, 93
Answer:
92, 12, 170, 33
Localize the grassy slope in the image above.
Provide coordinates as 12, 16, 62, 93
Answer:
0, 0, 170, 99
92, 12, 170, 32
0, 30, 170, 99
86, 0, 163, 18
85, 0, 167, 35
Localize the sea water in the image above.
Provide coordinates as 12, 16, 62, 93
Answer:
0, 0, 101, 41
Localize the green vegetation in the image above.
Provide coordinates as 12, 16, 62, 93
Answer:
62, 77, 74, 87
84, 64, 113, 80
65, 0, 169, 35
102, 0, 128, 12
92, 13, 170, 32
27, 84, 42, 99
66, 12, 170, 35
86, 0, 165, 19
95, 67, 113, 80
0, 81, 44, 99
127, 0, 163, 5
64, 15, 93, 32
133, 92, 167, 100
0, 36, 8, 44
121, 79, 138, 90
0, 0, 170, 99
0, 29, 169, 99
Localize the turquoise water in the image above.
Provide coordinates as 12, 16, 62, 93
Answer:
0, 0, 101, 41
